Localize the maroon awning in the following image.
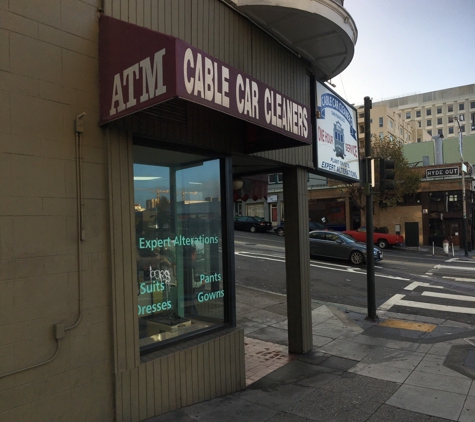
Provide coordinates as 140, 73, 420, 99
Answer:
99, 15, 311, 145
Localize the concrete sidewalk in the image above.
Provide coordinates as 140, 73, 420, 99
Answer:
147, 284, 475, 422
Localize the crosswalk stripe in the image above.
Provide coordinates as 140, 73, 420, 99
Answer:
435, 264, 475, 271
389, 299, 475, 314
404, 281, 443, 291
422, 291, 475, 302
442, 276, 475, 283
378, 294, 406, 311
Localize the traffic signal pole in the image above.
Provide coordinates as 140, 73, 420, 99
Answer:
364, 96, 378, 322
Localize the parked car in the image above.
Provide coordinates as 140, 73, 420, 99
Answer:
234, 216, 272, 233
309, 230, 383, 265
274, 220, 327, 236
343, 226, 404, 249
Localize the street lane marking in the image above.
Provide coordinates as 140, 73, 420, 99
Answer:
435, 264, 475, 271
379, 319, 436, 332
447, 258, 475, 263
404, 281, 443, 291
379, 294, 406, 311
422, 291, 475, 302
442, 276, 475, 283
235, 251, 409, 281
389, 299, 475, 314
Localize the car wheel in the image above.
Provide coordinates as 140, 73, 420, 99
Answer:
377, 239, 388, 249
276, 227, 284, 236
350, 251, 364, 265
250, 226, 256, 233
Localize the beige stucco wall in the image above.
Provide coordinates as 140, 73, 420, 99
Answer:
0, 1, 115, 421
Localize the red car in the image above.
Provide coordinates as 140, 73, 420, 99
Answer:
343, 226, 404, 249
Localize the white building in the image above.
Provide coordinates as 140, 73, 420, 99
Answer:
369, 84, 475, 143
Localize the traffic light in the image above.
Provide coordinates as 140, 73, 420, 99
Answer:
380, 158, 395, 192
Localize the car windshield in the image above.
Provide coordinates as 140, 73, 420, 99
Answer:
339, 233, 358, 243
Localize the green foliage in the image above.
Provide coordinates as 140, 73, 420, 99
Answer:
347, 134, 421, 210
372, 134, 421, 207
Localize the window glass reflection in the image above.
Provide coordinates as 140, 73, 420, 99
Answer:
133, 146, 224, 349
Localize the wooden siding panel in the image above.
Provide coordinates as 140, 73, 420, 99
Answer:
138, 364, 148, 421
153, 359, 162, 415
108, 129, 127, 373
114, 330, 244, 420
121, 371, 131, 421
130, 367, 139, 422
197, 343, 205, 403
114, 372, 123, 422
158, 357, 169, 413
135, 0, 143, 26
122, 131, 139, 369
172, 353, 180, 410
146, 362, 155, 418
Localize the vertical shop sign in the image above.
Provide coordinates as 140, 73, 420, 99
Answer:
315, 81, 360, 182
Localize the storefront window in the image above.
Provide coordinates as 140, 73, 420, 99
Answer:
133, 145, 225, 349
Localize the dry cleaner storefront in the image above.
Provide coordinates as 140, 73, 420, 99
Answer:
99, 15, 314, 418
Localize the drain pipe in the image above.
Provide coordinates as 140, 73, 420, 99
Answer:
0, 113, 86, 378
67, 112, 86, 331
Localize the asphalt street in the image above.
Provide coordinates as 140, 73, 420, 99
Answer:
234, 230, 475, 324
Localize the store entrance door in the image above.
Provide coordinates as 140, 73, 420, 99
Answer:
447, 221, 460, 247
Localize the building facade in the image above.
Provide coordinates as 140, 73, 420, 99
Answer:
356, 103, 417, 144
0, 1, 357, 420
371, 84, 475, 143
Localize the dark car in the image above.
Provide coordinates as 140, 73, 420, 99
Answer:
309, 230, 383, 265
234, 216, 272, 233
274, 220, 327, 236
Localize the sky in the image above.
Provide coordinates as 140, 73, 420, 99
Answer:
331, 0, 475, 106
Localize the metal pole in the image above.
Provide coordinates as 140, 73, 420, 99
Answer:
364, 96, 378, 321
455, 117, 469, 257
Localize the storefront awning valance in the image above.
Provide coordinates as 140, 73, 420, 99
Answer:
99, 15, 311, 145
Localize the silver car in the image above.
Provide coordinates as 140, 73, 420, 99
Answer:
309, 230, 383, 265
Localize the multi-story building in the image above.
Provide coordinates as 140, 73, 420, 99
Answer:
356, 103, 417, 145
370, 84, 475, 143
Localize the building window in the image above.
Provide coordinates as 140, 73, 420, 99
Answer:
133, 144, 226, 350
471, 101, 475, 109
448, 192, 461, 212
438, 128, 443, 135
416, 110, 421, 118
437, 107, 442, 114
268, 173, 283, 184
406, 112, 411, 119
379, 117, 383, 127
426, 109, 432, 116
448, 105, 453, 112
448, 116, 454, 123
427, 130, 432, 136
437, 118, 442, 125
426, 119, 432, 127
461, 125, 465, 133
389, 119, 394, 129
418, 121, 421, 128
359, 125, 364, 134
358, 113, 364, 119
379, 132, 384, 138
459, 103, 465, 111
449, 127, 454, 134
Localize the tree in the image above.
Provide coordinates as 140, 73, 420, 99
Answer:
347, 134, 421, 211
